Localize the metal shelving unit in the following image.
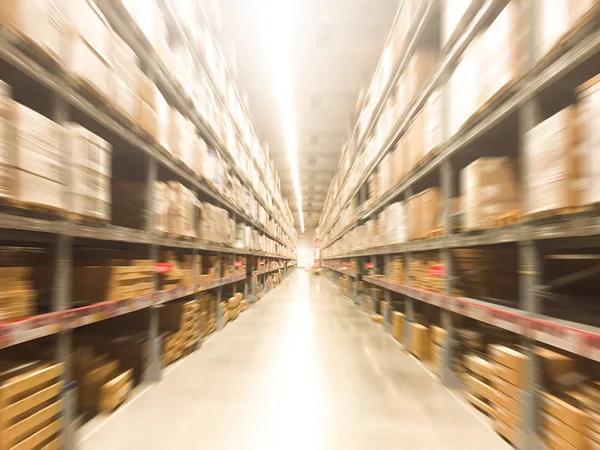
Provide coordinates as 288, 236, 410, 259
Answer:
0, 3, 297, 448
321, 2, 600, 449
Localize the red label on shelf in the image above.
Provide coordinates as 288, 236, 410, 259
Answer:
428, 265, 445, 277
234, 261, 242, 267
344, 262, 351, 267
154, 263, 171, 274
365, 263, 373, 269
259, 260, 265, 265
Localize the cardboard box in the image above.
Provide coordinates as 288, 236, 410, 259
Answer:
541, 392, 588, 432
465, 374, 495, 400
491, 374, 524, 401
99, 369, 133, 413
65, 33, 111, 99
391, 311, 405, 343
481, 0, 524, 102
494, 402, 523, 431
464, 354, 494, 380
577, 73, 600, 206
524, 106, 583, 215
0, 0, 66, 66
539, 0, 596, 57
461, 157, 519, 230
494, 359, 526, 388
465, 392, 496, 417
541, 426, 580, 450
63, 123, 112, 219
536, 347, 576, 380
492, 386, 523, 417
489, 345, 527, 373
59, 0, 111, 65
494, 419, 519, 446
430, 326, 447, 346
410, 323, 429, 361
542, 412, 588, 450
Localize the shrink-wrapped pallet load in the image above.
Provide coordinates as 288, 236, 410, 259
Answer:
461, 157, 519, 230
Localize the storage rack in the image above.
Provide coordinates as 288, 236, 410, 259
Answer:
321, 1, 600, 448
0, 1, 296, 447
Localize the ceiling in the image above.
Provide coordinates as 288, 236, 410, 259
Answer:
217, 0, 399, 235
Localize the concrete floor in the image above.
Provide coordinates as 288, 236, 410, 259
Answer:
79, 269, 512, 450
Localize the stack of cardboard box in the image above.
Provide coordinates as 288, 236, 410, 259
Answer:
461, 157, 519, 230
389, 255, 405, 284
409, 322, 430, 361
463, 353, 496, 417
12, 100, 65, 211
0, 266, 35, 321
64, 123, 113, 221
488, 345, 527, 445
73, 346, 133, 414
391, 311, 405, 343
72, 259, 154, 304
0, 361, 64, 448
524, 106, 582, 216
429, 326, 447, 376
408, 188, 440, 240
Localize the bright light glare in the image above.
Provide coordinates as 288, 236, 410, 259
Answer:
257, 0, 305, 233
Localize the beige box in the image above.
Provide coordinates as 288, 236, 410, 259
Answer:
65, 33, 111, 99
492, 387, 523, 418
541, 426, 580, 450
541, 392, 588, 433
0, 0, 66, 66
494, 419, 519, 446
59, 0, 111, 65
461, 157, 519, 230
410, 323, 429, 361
430, 326, 447, 346
525, 106, 583, 215
464, 354, 494, 380
542, 412, 587, 450
465, 374, 495, 400
488, 345, 527, 373
135, 99, 159, 141
391, 311, 405, 343
539, 0, 596, 57
481, 0, 524, 102
494, 402, 523, 431
577, 74, 600, 205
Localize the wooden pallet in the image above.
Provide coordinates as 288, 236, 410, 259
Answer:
524, 205, 591, 221
427, 227, 443, 239
0, 196, 66, 218
493, 210, 522, 226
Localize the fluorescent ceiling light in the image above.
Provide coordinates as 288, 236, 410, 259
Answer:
257, 0, 304, 233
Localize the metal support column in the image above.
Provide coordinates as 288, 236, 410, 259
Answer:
440, 160, 461, 387
216, 253, 223, 329
51, 94, 76, 450
518, 2, 542, 441
404, 187, 414, 346
383, 254, 392, 332
369, 255, 376, 314
144, 157, 161, 383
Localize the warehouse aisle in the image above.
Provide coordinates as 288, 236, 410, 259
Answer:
79, 270, 511, 450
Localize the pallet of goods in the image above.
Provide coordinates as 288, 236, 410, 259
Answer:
0, 361, 64, 450
72, 259, 154, 304
407, 188, 440, 241
73, 346, 133, 414
158, 252, 196, 291
391, 311, 405, 343
0, 266, 35, 322
461, 157, 519, 231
